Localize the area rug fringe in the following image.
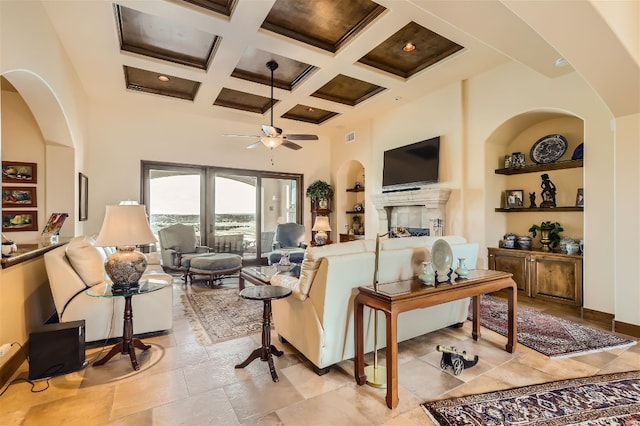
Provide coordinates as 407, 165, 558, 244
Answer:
475, 295, 637, 358
422, 370, 640, 426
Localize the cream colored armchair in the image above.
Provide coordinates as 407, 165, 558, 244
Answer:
158, 224, 211, 280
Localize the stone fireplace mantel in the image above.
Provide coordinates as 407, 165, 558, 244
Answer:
371, 188, 451, 235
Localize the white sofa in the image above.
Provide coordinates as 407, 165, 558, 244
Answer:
44, 237, 173, 342
271, 236, 479, 374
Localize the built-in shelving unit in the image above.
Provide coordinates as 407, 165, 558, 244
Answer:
495, 207, 583, 212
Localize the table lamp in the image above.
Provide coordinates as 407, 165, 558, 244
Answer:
312, 216, 331, 246
94, 205, 157, 292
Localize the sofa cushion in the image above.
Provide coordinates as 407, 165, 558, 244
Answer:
380, 235, 467, 251
291, 240, 373, 301
65, 237, 105, 287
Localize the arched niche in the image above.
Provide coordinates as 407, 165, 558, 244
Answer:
335, 159, 365, 238
485, 109, 585, 246
1, 71, 76, 241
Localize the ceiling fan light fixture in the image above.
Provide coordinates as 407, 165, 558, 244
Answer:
261, 136, 283, 149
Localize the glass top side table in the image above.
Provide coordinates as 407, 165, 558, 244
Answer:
87, 278, 169, 370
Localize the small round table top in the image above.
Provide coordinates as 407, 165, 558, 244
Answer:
86, 278, 169, 298
239, 285, 292, 301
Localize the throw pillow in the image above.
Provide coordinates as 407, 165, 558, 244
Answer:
65, 237, 105, 286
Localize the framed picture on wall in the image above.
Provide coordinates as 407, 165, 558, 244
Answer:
2, 210, 38, 232
504, 189, 524, 208
2, 187, 37, 207
79, 173, 88, 221
575, 188, 584, 207
2, 161, 37, 184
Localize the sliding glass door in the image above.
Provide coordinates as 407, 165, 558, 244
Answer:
142, 161, 302, 265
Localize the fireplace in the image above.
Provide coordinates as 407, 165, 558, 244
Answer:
371, 188, 451, 236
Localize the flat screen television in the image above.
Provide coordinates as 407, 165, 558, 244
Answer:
382, 136, 440, 191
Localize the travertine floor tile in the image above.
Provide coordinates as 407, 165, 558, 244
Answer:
3, 280, 636, 426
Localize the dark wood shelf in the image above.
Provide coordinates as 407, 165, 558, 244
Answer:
346, 210, 365, 214
495, 159, 583, 175
346, 187, 365, 192
495, 206, 583, 212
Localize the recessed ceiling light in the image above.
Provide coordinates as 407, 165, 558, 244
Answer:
158, 75, 170, 82
307, 107, 315, 112
555, 58, 569, 68
402, 42, 416, 52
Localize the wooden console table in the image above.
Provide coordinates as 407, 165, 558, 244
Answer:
354, 269, 517, 409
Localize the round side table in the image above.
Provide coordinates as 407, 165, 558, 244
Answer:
86, 278, 169, 371
234, 285, 292, 382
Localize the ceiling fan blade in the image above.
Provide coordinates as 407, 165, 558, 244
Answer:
284, 134, 319, 141
246, 141, 262, 149
261, 124, 282, 137
224, 133, 262, 138
282, 141, 303, 150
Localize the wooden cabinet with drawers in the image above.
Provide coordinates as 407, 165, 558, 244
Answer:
488, 247, 583, 306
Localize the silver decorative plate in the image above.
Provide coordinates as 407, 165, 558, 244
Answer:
530, 134, 568, 164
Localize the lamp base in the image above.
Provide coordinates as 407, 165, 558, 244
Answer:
364, 364, 387, 388
314, 230, 328, 246
104, 246, 147, 287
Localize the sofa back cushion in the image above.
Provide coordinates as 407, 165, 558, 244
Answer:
292, 240, 373, 300
380, 235, 467, 251
65, 237, 106, 286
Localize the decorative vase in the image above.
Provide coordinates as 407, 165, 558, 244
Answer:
418, 261, 436, 285
455, 258, 469, 277
540, 228, 552, 252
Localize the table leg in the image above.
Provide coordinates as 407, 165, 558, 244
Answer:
354, 295, 366, 385
472, 295, 481, 341
93, 295, 150, 371
235, 299, 283, 382
239, 274, 245, 291
506, 286, 517, 353
385, 311, 399, 409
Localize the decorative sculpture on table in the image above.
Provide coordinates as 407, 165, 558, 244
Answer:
529, 192, 537, 208
539, 173, 557, 208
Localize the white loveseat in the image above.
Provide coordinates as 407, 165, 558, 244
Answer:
44, 237, 173, 342
271, 236, 478, 374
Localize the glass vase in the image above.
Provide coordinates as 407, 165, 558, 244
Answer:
455, 257, 469, 277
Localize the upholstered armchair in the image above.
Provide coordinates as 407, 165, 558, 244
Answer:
158, 224, 211, 280
268, 222, 307, 265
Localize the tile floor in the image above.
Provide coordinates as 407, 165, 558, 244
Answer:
1, 279, 638, 425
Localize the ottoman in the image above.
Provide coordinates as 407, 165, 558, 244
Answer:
188, 253, 242, 287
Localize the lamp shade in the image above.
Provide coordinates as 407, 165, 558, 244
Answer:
312, 216, 331, 232
94, 205, 156, 247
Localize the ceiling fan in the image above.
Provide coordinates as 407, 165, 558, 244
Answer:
224, 60, 318, 150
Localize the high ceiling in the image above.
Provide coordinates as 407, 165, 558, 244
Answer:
39, 0, 572, 135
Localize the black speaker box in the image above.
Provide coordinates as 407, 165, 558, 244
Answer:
29, 320, 86, 380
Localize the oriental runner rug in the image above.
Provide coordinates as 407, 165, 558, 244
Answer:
475, 295, 636, 358
182, 286, 263, 345
422, 370, 640, 426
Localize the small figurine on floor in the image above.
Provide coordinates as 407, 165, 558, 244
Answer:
540, 173, 557, 208
529, 192, 537, 208
436, 345, 479, 375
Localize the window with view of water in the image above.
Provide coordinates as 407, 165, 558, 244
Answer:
142, 162, 302, 265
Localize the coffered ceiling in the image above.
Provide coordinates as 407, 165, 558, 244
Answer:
39, 0, 571, 134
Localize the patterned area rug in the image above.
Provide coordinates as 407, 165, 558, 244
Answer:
422, 371, 640, 426
476, 295, 636, 358
182, 287, 263, 345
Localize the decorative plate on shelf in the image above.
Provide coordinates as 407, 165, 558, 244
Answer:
431, 239, 453, 275
530, 134, 568, 164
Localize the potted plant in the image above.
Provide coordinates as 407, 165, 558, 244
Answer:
529, 221, 563, 252
306, 180, 334, 210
